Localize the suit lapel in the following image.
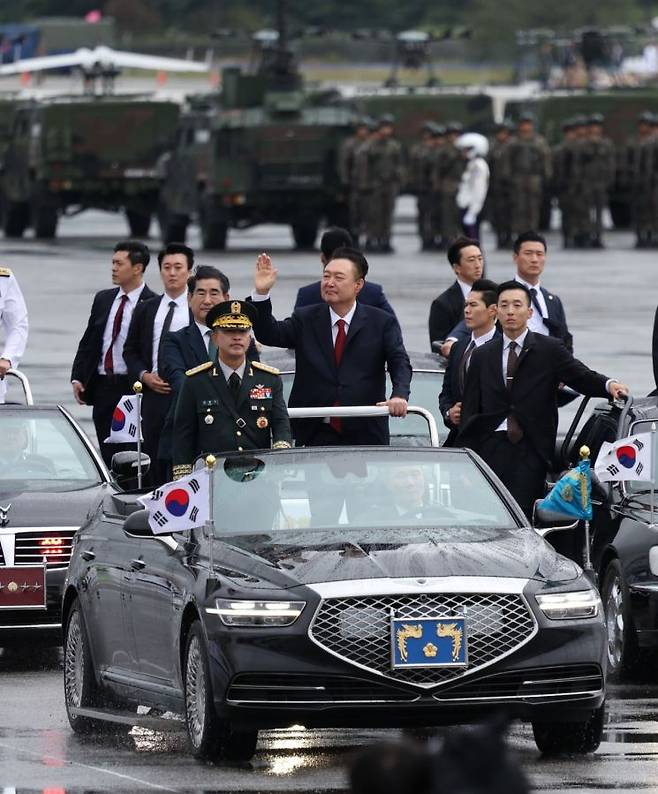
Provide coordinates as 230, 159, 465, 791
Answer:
235, 363, 254, 407
343, 303, 366, 354
190, 324, 209, 365
515, 331, 535, 372
486, 336, 506, 392
311, 305, 337, 375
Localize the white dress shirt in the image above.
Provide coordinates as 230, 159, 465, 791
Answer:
152, 291, 190, 373
0, 269, 28, 403
515, 275, 549, 336
457, 279, 471, 301
196, 322, 212, 352
98, 284, 145, 375
218, 358, 246, 382
329, 302, 357, 343
471, 325, 497, 348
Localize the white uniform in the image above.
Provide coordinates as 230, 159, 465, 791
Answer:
0, 267, 29, 402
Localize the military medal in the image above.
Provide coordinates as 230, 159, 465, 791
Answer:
205, 414, 214, 425
257, 416, 268, 429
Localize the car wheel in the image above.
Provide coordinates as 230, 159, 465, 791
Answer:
532, 702, 605, 755
184, 621, 222, 760
63, 600, 104, 734
602, 559, 640, 679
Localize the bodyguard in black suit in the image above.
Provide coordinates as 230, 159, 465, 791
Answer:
251, 247, 412, 446
71, 241, 156, 466
439, 279, 499, 446
428, 237, 484, 347
459, 281, 628, 519
294, 226, 396, 317
123, 243, 194, 485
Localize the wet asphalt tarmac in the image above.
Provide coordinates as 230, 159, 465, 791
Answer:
1, 205, 657, 790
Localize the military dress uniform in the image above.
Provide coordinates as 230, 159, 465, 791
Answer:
171, 301, 291, 478
0, 266, 28, 403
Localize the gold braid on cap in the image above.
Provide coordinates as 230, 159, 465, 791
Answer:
212, 313, 252, 330
272, 441, 292, 449
173, 464, 193, 479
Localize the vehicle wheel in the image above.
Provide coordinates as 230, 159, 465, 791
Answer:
3, 200, 29, 237
158, 206, 188, 243
63, 599, 104, 734
609, 199, 631, 230
291, 218, 318, 249
200, 207, 228, 250
126, 210, 151, 238
602, 559, 640, 679
33, 205, 58, 239
184, 621, 222, 760
532, 702, 605, 755
222, 724, 259, 763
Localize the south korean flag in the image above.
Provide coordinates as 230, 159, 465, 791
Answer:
139, 470, 210, 534
594, 433, 654, 483
104, 394, 143, 444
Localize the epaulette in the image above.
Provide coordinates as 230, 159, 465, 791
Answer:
185, 361, 214, 377
0, 267, 12, 277
252, 361, 280, 375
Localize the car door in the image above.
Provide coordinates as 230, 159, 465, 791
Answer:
78, 497, 139, 676
129, 535, 186, 686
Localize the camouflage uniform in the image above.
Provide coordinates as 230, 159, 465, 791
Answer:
501, 130, 552, 236
357, 130, 403, 252
551, 120, 585, 248
432, 140, 464, 247
408, 125, 435, 250
581, 122, 615, 248
488, 127, 512, 248
624, 114, 655, 247
338, 127, 370, 244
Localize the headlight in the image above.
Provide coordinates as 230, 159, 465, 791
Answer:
207, 599, 306, 627
535, 590, 601, 620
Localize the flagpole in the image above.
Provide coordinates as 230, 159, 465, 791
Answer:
133, 381, 143, 489
651, 422, 656, 529
205, 454, 216, 592
579, 445, 595, 583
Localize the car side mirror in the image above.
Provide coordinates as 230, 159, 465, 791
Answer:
123, 508, 154, 538
111, 451, 151, 487
532, 503, 579, 538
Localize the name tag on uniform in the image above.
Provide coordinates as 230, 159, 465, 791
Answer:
249, 385, 272, 400
202, 399, 220, 407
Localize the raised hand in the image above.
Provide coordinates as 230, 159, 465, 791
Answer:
254, 252, 279, 295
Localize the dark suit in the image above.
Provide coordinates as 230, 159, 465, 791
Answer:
252, 299, 412, 446
428, 281, 465, 347
123, 296, 192, 485
439, 331, 500, 446
295, 280, 396, 317
458, 331, 610, 517
70, 284, 157, 466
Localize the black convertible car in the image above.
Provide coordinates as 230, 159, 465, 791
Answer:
63, 444, 606, 761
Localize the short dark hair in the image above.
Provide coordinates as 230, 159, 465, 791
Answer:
320, 226, 353, 260
114, 240, 150, 271
187, 265, 230, 295
513, 231, 547, 254
470, 278, 498, 308
447, 236, 481, 267
497, 279, 531, 306
157, 242, 195, 269
328, 246, 369, 280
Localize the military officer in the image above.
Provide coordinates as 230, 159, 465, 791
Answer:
488, 120, 513, 249
172, 300, 291, 478
0, 266, 28, 404
433, 121, 464, 248
408, 121, 435, 250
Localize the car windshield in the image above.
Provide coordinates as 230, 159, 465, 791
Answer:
279, 370, 446, 445
210, 448, 515, 538
627, 420, 658, 494
0, 409, 102, 492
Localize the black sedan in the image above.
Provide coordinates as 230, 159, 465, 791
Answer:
63, 445, 606, 761
559, 394, 658, 679
262, 349, 447, 445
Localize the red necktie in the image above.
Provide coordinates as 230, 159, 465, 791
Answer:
103, 294, 128, 375
330, 319, 347, 433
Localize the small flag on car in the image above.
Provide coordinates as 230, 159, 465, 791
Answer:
104, 394, 143, 444
537, 457, 592, 521
594, 432, 654, 482
138, 470, 210, 534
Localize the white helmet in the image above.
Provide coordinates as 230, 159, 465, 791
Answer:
455, 132, 489, 158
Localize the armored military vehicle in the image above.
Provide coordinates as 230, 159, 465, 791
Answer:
1, 97, 180, 238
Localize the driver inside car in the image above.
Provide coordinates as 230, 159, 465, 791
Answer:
0, 419, 56, 478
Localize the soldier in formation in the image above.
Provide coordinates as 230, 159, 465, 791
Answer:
627, 111, 658, 248
487, 120, 514, 249
338, 117, 372, 246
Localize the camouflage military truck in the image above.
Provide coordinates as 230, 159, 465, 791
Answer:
158, 67, 354, 249
1, 97, 180, 239
504, 91, 658, 228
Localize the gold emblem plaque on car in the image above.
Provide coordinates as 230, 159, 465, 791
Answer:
391, 615, 467, 668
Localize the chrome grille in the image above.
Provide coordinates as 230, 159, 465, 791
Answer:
13, 529, 77, 570
310, 593, 537, 688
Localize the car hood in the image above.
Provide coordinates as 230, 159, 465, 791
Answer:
215, 526, 581, 590
0, 485, 105, 528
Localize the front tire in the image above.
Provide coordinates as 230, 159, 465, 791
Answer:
183, 621, 258, 762
602, 558, 640, 679
532, 703, 605, 755
63, 600, 103, 734
126, 210, 151, 238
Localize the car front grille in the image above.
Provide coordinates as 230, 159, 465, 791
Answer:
434, 664, 604, 702
310, 593, 536, 688
227, 673, 419, 705
3, 528, 77, 570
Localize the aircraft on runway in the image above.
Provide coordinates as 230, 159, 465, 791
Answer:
0, 45, 209, 94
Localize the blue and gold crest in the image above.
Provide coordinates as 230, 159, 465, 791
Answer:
391, 616, 467, 668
